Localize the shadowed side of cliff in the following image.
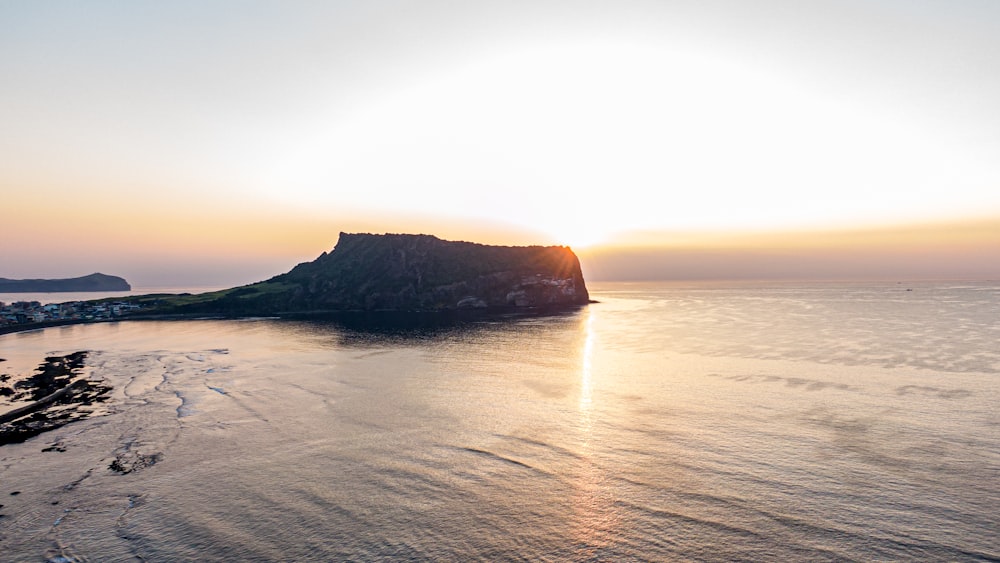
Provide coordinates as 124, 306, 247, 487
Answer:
153, 233, 590, 315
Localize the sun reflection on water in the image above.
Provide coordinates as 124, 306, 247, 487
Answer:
568, 307, 620, 554
579, 310, 595, 417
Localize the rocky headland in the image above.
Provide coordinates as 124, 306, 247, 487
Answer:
155, 233, 591, 316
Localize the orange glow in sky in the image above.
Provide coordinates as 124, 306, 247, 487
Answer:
2, 2, 998, 286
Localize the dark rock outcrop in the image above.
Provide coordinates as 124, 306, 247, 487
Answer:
0, 273, 130, 293
0, 352, 113, 446
170, 233, 590, 315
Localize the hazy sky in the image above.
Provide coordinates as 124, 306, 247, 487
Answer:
2, 1, 998, 285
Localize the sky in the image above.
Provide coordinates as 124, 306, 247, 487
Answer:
2, 0, 998, 286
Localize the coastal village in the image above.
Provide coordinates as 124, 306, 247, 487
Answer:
0, 299, 142, 329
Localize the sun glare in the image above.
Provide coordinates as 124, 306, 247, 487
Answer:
261, 39, 999, 241
542, 220, 615, 250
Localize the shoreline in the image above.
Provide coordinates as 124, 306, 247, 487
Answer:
0, 315, 221, 338
0, 303, 592, 339
0, 318, 96, 336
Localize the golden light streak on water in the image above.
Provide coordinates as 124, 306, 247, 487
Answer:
579, 309, 595, 417
568, 308, 620, 554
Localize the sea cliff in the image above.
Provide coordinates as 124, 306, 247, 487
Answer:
163, 233, 590, 315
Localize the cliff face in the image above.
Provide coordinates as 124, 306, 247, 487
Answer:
179, 233, 589, 314
0, 273, 131, 293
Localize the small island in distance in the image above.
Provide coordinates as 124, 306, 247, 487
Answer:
0, 272, 131, 293
145, 233, 591, 316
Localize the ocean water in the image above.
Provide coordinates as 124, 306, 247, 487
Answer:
0, 281, 997, 561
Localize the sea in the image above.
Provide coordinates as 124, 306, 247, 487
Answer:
0, 281, 997, 562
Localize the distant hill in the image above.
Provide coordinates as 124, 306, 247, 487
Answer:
0, 273, 131, 293
152, 233, 589, 315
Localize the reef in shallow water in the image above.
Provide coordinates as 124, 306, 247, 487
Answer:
0, 351, 113, 446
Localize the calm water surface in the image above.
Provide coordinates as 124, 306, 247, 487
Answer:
1, 281, 997, 561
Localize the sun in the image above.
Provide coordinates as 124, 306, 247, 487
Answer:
542, 220, 616, 250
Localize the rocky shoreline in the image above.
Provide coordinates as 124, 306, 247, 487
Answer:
0, 351, 113, 446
